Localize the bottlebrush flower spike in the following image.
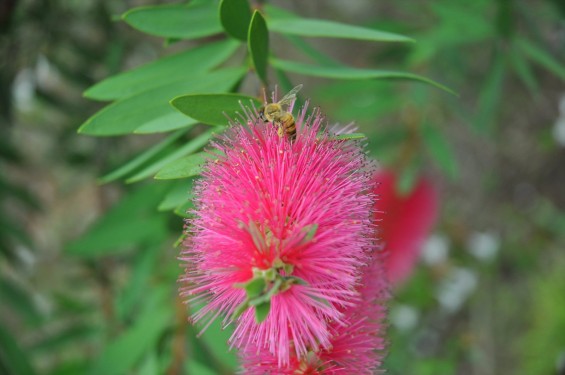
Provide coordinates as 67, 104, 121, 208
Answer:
179, 96, 376, 366
373, 170, 438, 286
239, 254, 389, 374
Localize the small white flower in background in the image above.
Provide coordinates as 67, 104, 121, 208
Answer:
553, 95, 565, 147
390, 304, 419, 332
436, 267, 478, 313
12, 68, 35, 111
467, 231, 500, 262
36, 54, 53, 86
421, 234, 449, 266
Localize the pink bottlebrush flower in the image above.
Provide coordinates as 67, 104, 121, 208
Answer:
239, 253, 389, 374
373, 170, 438, 286
179, 99, 377, 366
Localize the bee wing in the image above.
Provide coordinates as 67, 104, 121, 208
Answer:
277, 84, 303, 107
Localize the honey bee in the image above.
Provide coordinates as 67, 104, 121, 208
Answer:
259, 84, 303, 141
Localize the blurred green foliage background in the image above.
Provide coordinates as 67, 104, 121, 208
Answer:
1, 0, 565, 374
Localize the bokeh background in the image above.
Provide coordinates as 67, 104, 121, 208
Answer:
1, 0, 565, 374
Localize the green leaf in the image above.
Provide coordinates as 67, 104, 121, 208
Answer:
254, 301, 271, 323
122, 2, 222, 40
248, 10, 269, 84
154, 151, 210, 180
0, 323, 37, 375
89, 292, 172, 375
329, 132, 366, 140
84, 40, 240, 101
185, 361, 217, 375
219, 0, 252, 41
421, 123, 458, 181
157, 179, 194, 211
509, 45, 538, 93
0, 276, 43, 326
0, 215, 33, 251
274, 69, 301, 101
280, 34, 343, 67
474, 54, 505, 134
173, 200, 194, 218
271, 59, 456, 95
99, 129, 186, 184
128, 129, 218, 182
516, 37, 565, 81
196, 317, 238, 370
66, 214, 167, 256
171, 93, 262, 126
79, 68, 245, 136
263, 4, 299, 21
65, 184, 169, 257
135, 116, 199, 135
269, 18, 414, 43
115, 244, 160, 322
136, 351, 159, 375
47, 360, 88, 375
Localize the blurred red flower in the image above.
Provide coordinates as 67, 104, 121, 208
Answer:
373, 170, 438, 286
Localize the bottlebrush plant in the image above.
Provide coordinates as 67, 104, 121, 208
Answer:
373, 170, 438, 287
71, 0, 452, 373
180, 97, 380, 368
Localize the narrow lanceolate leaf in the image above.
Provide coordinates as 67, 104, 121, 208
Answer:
65, 184, 169, 257
128, 129, 219, 182
154, 151, 210, 180
509, 46, 538, 93
0, 323, 37, 375
173, 200, 194, 218
99, 129, 186, 184
272, 59, 456, 95
281, 34, 343, 67
185, 361, 217, 375
78, 68, 246, 136
269, 18, 414, 43
248, 10, 269, 84
0, 276, 43, 325
122, 2, 222, 40
157, 179, 194, 211
84, 40, 241, 101
88, 293, 172, 375
195, 319, 239, 371
263, 4, 299, 21
422, 123, 458, 181
474, 55, 505, 135
516, 37, 565, 81
171, 94, 262, 126
219, 0, 252, 41
330, 133, 366, 140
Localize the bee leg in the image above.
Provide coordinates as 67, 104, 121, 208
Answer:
277, 125, 284, 138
